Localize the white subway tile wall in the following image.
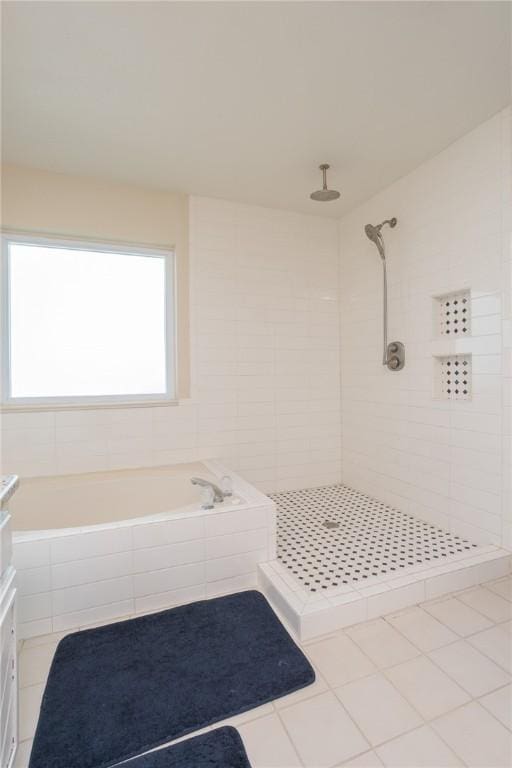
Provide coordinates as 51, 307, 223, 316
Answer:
338, 108, 511, 546
1, 200, 342, 494
189, 197, 342, 492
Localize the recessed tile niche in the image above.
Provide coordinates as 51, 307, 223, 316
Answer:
432, 290, 472, 401
435, 355, 472, 401
436, 289, 471, 336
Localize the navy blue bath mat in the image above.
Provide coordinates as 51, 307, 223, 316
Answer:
118, 727, 251, 768
29, 591, 313, 768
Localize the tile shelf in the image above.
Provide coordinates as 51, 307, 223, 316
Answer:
430, 338, 474, 356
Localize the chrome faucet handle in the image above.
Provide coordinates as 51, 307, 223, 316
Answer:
190, 477, 225, 503
221, 475, 233, 496
199, 485, 215, 510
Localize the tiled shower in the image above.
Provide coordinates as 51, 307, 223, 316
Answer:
339, 109, 511, 550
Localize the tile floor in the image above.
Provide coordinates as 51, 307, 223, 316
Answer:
272, 485, 477, 593
262, 484, 510, 642
16, 576, 512, 768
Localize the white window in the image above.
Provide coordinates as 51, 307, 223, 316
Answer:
1, 234, 176, 407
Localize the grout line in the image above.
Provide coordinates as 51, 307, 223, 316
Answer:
271, 708, 306, 768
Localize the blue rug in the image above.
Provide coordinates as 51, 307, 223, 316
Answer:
29, 591, 313, 768
118, 727, 251, 768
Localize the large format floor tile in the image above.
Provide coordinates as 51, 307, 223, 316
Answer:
346, 619, 419, 669
238, 713, 302, 768
279, 691, 369, 768
457, 587, 512, 623
432, 701, 512, 767
18, 684, 45, 742
502, 619, 512, 634
14, 740, 33, 768
487, 576, 512, 602
375, 725, 463, 767
479, 684, 512, 730
273, 665, 329, 710
385, 656, 470, 720
422, 597, 493, 636
468, 625, 512, 672
307, 634, 376, 688
18, 642, 57, 688
341, 751, 384, 767
386, 606, 458, 652
429, 640, 511, 697
335, 674, 422, 747
223, 702, 274, 729
22, 630, 67, 649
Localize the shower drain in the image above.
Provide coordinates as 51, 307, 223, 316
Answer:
323, 520, 339, 529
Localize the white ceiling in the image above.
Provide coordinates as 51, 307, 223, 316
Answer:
2, 2, 510, 217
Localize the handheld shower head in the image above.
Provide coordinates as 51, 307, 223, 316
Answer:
364, 218, 397, 259
364, 223, 385, 259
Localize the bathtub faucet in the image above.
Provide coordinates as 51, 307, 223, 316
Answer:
190, 477, 225, 504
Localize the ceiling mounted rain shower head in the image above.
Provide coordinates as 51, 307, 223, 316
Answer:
310, 164, 340, 202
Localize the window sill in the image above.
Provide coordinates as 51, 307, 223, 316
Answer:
0, 399, 180, 413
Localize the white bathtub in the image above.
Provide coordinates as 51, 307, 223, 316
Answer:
10, 461, 276, 639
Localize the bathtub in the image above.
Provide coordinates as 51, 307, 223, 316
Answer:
9, 461, 276, 639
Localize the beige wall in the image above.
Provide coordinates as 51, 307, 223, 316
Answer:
1, 164, 190, 397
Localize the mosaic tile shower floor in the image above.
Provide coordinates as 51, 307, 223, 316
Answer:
270, 484, 478, 594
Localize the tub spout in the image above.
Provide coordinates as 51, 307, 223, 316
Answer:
190, 477, 225, 504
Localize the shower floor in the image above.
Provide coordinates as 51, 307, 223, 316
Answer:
260, 483, 510, 639
270, 484, 477, 593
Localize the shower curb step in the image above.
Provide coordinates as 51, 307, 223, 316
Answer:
258, 548, 511, 641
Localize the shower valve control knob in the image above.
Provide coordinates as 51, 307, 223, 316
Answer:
386, 341, 405, 371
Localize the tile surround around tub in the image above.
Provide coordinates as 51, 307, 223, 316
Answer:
16, 519, 273, 637
13, 464, 276, 639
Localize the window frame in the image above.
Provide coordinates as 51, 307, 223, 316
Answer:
1, 231, 177, 410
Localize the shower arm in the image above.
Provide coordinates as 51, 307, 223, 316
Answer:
321, 165, 328, 190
